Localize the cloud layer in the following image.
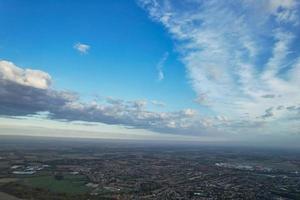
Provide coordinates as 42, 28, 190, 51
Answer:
138, 0, 300, 132
0, 60, 217, 135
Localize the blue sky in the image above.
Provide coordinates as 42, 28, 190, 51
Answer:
0, 0, 197, 111
0, 0, 300, 146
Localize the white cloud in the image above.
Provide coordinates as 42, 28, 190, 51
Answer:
157, 52, 168, 81
0, 60, 218, 136
267, 0, 299, 24
139, 0, 300, 135
74, 42, 90, 54
151, 100, 165, 107
2, 59, 298, 139
0, 60, 51, 89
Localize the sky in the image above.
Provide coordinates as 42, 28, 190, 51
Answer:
0, 0, 300, 146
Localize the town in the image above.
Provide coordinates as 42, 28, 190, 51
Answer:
0, 136, 300, 199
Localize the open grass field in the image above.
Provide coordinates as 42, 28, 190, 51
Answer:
0, 192, 23, 200
0, 178, 19, 184
21, 174, 90, 195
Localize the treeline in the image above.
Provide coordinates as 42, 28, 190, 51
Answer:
0, 182, 115, 200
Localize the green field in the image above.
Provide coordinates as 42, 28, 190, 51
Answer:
21, 174, 90, 194
0, 192, 23, 200
0, 178, 19, 184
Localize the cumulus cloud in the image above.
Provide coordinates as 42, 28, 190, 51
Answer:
138, 0, 300, 128
3, 0, 300, 137
0, 60, 51, 89
0, 60, 214, 135
74, 42, 90, 54
3, 60, 297, 137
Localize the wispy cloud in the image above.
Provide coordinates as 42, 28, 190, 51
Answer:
1, 0, 300, 139
139, 0, 300, 135
261, 107, 274, 119
151, 100, 166, 107
74, 42, 90, 54
157, 52, 169, 81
